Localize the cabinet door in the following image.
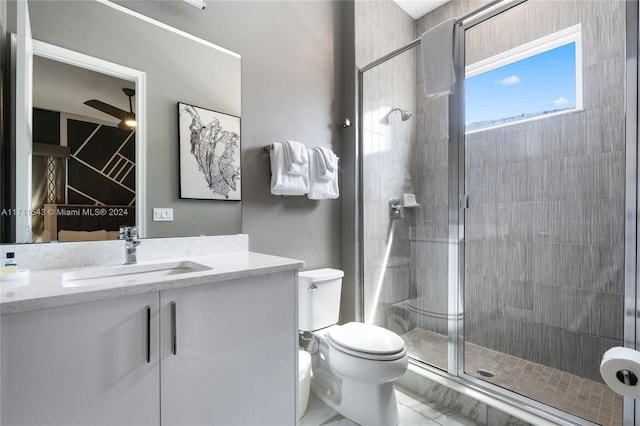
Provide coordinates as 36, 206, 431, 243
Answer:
1, 293, 160, 426
161, 271, 297, 426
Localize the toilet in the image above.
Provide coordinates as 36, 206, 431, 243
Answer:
298, 268, 408, 426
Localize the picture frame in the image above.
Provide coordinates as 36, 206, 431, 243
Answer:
178, 102, 241, 200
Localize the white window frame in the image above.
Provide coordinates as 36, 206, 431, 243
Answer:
465, 24, 583, 133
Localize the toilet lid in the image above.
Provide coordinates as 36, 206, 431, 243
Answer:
327, 322, 406, 355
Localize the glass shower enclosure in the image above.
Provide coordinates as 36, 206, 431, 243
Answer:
359, 1, 637, 425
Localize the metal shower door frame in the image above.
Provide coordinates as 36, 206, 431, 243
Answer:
627, 0, 640, 423
451, 1, 640, 424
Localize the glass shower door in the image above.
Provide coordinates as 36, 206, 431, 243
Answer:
462, 1, 627, 424
361, 42, 451, 371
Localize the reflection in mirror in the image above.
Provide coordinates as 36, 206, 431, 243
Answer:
10, 36, 146, 244
32, 55, 138, 243
5, 0, 242, 244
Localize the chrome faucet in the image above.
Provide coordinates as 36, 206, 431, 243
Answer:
119, 226, 141, 264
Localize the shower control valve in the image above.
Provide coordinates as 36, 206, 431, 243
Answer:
389, 199, 404, 220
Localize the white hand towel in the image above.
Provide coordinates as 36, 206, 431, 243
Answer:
308, 148, 339, 200
313, 147, 339, 181
270, 142, 309, 196
421, 18, 456, 97
282, 140, 308, 176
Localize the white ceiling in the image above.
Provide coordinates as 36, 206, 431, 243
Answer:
33, 55, 135, 125
392, 0, 450, 20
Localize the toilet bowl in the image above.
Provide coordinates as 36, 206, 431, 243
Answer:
309, 322, 408, 426
298, 269, 408, 426
298, 349, 311, 419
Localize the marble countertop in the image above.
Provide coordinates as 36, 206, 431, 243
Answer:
1, 251, 304, 314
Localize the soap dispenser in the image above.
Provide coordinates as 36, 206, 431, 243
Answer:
2, 252, 18, 274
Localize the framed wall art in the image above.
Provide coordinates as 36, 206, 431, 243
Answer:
178, 102, 241, 200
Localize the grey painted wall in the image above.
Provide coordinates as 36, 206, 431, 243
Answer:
109, 1, 344, 272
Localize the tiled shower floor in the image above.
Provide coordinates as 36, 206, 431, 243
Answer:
402, 328, 622, 426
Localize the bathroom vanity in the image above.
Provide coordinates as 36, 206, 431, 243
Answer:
0, 237, 303, 426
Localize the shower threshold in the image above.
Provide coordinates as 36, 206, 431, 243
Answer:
402, 328, 622, 426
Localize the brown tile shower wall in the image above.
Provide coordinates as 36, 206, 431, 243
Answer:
462, 1, 625, 382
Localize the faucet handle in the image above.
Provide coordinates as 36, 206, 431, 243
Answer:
119, 226, 138, 240
120, 226, 140, 265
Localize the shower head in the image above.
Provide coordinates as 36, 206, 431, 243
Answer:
399, 109, 412, 121
380, 107, 412, 125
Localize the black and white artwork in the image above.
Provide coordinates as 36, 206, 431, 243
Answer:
178, 102, 241, 200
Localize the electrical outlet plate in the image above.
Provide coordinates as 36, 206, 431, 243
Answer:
153, 208, 174, 222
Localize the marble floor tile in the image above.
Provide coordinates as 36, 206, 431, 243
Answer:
301, 385, 477, 426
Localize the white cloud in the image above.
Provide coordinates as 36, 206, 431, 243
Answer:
552, 97, 569, 105
497, 75, 521, 86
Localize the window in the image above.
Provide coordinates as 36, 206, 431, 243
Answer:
465, 24, 582, 133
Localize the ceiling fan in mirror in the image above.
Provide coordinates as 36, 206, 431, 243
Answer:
83, 87, 136, 130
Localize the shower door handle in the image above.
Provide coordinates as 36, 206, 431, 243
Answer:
460, 194, 470, 209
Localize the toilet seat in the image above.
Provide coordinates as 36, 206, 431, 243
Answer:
329, 339, 407, 361
327, 322, 407, 361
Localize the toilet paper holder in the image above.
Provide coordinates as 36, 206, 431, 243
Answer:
601, 346, 640, 398
617, 369, 638, 386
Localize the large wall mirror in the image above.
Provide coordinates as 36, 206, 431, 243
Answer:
4, 0, 242, 244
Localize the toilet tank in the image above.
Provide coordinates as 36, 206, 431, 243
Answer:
298, 268, 344, 332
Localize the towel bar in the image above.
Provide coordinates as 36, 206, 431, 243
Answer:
263, 145, 272, 153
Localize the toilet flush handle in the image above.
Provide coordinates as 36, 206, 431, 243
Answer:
309, 284, 317, 291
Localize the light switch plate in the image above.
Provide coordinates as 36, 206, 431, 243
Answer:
153, 208, 174, 222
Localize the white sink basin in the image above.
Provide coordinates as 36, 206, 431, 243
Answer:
62, 261, 212, 287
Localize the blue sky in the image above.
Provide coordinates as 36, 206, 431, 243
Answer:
465, 42, 576, 126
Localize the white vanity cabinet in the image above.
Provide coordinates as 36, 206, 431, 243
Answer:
1, 293, 161, 425
160, 271, 297, 426
1, 269, 297, 426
